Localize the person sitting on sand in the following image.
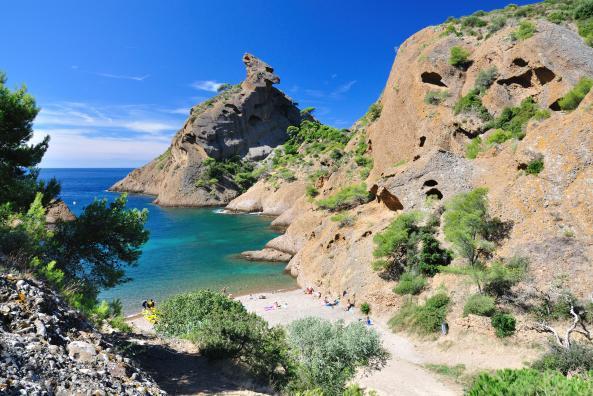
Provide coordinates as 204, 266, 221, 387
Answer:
313, 291, 321, 299
147, 299, 155, 309
345, 299, 355, 311
324, 296, 330, 305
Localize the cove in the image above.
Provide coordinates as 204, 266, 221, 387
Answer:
40, 169, 297, 314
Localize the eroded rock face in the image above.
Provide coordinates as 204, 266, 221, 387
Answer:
227, 17, 593, 311
110, 53, 305, 207
0, 274, 164, 395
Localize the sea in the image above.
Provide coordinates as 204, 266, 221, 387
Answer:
39, 168, 297, 314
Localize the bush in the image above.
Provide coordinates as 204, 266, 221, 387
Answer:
474, 67, 498, 94
511, 21, 536, 40
468, 369, 593, 395
532, 342, 593, 375
389, 292, 450, 335
424, 90, 450, 105
485, 129, 513, 145
155, 291, 292, 388
286, 317, 388, 396
525, 158, 544, 175
453, 89, 491, 121
463, 293, 496, 317
306, 185, 319, 198
360, 302, 371, 315
487, 16, 507, 34
372, 211, 451, 279
316, 183, 372, 211
491, 312, 516, 337
330, 212, 355, 228
574, 0, 593, 20
484, 97, 540, 139
393, 272, 427, 295
449, 46, 472, 69
363, 102, 382, 124
461, 16, 487, 28
558, 77, 593, 110
547, 11, 569, 24
466, 137, 483, 159
483, 256, 528, 297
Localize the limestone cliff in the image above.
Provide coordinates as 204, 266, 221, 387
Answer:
110, 54, 306, 206
228, 5, 593, 312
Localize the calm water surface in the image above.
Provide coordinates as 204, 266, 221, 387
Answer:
39, 169, 296, 314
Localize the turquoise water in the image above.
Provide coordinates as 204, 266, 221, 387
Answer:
39, 169, 296, 314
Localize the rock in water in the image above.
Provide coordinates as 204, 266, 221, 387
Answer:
110, 53, 307, 207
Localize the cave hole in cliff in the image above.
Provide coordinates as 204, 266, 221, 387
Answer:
512, 58, 529, 67
421, 72, 448, 87
497, 70, 533, 88
549, 98, 562, 111
534, 67, 556, 85
248, 115, 262, 127
224, 103, 241, 113
182, 133, 196, 144
423, 179, 438, 187
419, 136, 426, 147
378, 188, 404, 211
425, 188, 443, 200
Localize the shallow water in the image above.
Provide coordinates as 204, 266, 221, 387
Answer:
39, 169, 296, 314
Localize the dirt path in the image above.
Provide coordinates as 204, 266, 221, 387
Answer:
240, 290, 461, 396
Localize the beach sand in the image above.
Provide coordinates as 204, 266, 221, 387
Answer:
239, 290, 460, 396
126, 289, 460, 395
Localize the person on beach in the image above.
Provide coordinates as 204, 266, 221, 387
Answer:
142, 300, 148, 310
147, 299, 155, 309
345, 299, 355, 311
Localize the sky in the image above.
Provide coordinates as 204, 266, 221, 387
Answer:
1, 0, 534, 168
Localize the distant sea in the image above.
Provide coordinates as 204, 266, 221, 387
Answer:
39, 169, 297, 314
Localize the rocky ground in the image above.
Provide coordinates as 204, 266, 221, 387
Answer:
0, 274, 164, 395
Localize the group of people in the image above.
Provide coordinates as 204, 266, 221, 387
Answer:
141, 299, 156, 310
304, 287, 356, 312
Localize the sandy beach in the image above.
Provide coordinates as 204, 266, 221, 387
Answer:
127, 289, 460, 395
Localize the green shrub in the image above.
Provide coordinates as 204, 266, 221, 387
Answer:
330, 212, 355, 228
533, 342, 593, 375
487, 16, 507, 34
393, 272, 427, 295
463, 293, 496, 317
109, 315, 133, 332
483, 256, 528, 297
461, 16, 487, 28
449, 46, 472, 69
155, 291, 292, 388
574, 0, 593, 20
372, 211, 451, 279
389, 292, 450, 335
316, 183, 372, 211
485, 97, 540, 139
301, 107, 316, 116
453, 89, 491, 121
547, 10, 570, 24
511, 21, 536, 41
525, 158, 544, 175
474, 67, 498, 94
485, 129, 513, 145
360, 302, 371, 315
306, 185, 319, 198
286, 317, 388, 396
425, 363, 466, 381
578, 18, 593, 46
468, 369, 593, 395
362, 102, 382, 125
465, 137, 483, 159
534, 108, 551, 120
424, 90, 450, 105
558, 77, 593, 110
491, 312, 516, 337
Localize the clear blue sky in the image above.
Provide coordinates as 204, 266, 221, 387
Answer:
1, 0, 533, 167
